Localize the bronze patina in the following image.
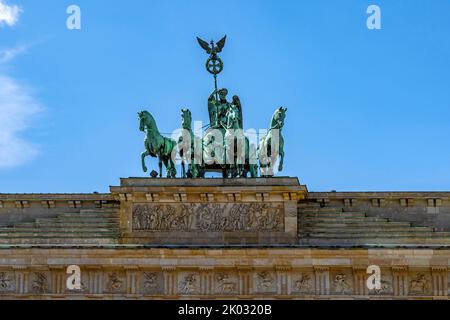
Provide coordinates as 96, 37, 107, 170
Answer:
139, 36, 286, 178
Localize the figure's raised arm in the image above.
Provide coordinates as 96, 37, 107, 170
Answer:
208, 89, 218, 102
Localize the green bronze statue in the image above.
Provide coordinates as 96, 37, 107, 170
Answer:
197, 35, 227, 99
138, 110, 177, 178
138, 36, 288, 179
178, 108, 204, 178
259, 107, 287, 177
223, 97, 258, 178
207, 89, 244, 131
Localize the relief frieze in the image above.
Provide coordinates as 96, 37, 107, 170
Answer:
132, 203, 284, 232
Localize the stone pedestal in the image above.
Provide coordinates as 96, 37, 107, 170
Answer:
110, 177, 307, 245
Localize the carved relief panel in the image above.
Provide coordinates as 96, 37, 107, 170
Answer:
0, 272, 16, 293
291, 272, 314, 295
331, 271, 353, 295
178, 272, 200, 295
368, 270, 393, 296
214, 272, 238, 295
104, 272, 126, 294
132, 203, 284, 232
409, 272, 432, 296
141, 271, 164, 295
253, 271, 277, 294
30, 272, 50, 294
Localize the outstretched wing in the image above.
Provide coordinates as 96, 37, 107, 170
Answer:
196, 37, 211, 54
233, 95, 242, 110
215, 35, 227, 53
232, 95, 243, 128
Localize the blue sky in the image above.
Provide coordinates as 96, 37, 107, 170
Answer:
0, 0, 449, 193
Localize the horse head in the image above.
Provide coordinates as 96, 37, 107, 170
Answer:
181, 109, 192, 130
138, 110, 156, 132
138, 110, 147, 132
270, 107, 287, 130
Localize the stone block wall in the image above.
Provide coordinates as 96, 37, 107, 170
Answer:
0, 194, 116, 226
307, 192, 450, 230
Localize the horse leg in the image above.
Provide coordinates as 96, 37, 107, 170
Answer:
195, 166, 200, 178
168, 158, 177, 178
260, 165, 265, 177
181, 160, 186, 178
238, 165, 245, 177
278, 135, 284, 172
163, 158, 170, 178
179, 148, 186, 178
158, 159, 163, 178
278, 150, 284, 172
250, 164, 257, 178
222, 167, 228, 179
141, 150, 149, 173
266, 137, 278, 176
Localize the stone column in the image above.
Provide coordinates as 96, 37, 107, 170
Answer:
431, 266, 448, 297
87, 266, 103, 295
125, 266, 139, 295
276, 266, 291, 295
13, 266, 28, 295
313, 266, 330, 296
352, 266, 368, 296
237, 267, 252, 296
392, 266, 408, 297
200, 267, 214, 295
50, 266, 65, 295
162, 267, 177, 296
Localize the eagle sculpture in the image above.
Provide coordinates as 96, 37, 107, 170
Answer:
196, 35, 227, 58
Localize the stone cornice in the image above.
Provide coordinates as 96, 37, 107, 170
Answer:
0, 193, 113, 201
308, 191, 450, 200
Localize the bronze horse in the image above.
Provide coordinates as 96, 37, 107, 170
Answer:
138, 110, 177, 178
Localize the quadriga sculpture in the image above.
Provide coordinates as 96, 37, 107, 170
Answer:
137, 36, 288, 179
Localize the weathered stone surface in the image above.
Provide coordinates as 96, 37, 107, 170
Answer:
113, 178, 304, 245
0, 248, 447, 299
132, 203, 283, 232
0, 177, 450, 299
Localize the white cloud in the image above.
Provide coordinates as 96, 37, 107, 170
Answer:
0, 38, 51, 64
0, 41, 48, 169
0, 0, 21, 27
0, 44, 27, 63
0, 75, 43, 169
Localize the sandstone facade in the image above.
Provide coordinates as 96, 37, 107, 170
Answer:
0, 177, 450, 299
